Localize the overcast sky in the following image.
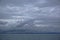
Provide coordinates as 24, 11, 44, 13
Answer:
0, 0, 60, 33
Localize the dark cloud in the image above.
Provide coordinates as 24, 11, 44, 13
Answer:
0, 0, 60, 33
0, 21, 7, 25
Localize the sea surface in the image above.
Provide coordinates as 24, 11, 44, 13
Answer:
0, 34, 60, 40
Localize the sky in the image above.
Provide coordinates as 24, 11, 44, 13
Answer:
0, 0, 60, 33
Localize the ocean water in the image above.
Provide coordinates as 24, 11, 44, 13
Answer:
0, 34, 60, 40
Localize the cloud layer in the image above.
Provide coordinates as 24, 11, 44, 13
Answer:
0, 0, 60, 33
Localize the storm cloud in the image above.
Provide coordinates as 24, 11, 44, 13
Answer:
0, 0, 60, 33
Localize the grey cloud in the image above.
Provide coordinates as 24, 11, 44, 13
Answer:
0, 21, 8, 25
1, 0, 60, 7
0, 0, 60, 33
34, 0, 60, 8
0, 0, 37, 7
